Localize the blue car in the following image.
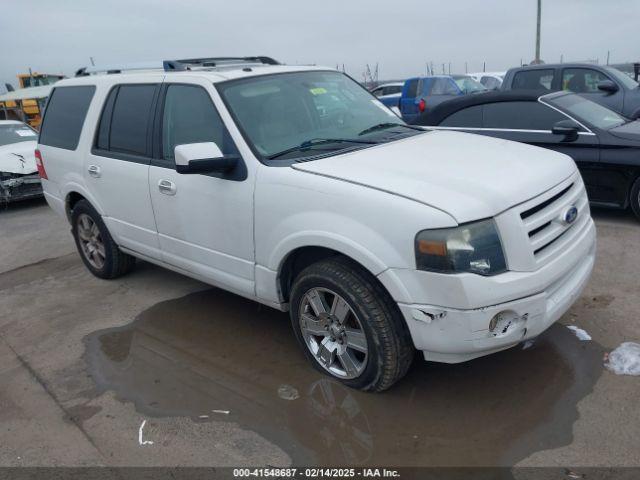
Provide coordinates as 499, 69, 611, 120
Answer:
399, 75, 487, 123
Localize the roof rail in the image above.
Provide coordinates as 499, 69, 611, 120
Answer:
75, 61, 163, 77
74, 56, 281, 77
163, 56, 280, 71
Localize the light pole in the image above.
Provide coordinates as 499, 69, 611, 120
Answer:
534, 0, 542, 64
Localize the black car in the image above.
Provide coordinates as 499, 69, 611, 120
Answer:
501, 63, 640, 119
414, 90, 640, 220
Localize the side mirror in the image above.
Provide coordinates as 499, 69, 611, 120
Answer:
552, 120, 580, 142
597, 80, 619, 94
174, 142, 238, 174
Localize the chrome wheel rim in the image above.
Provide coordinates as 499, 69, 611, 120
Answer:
77, 213, 105, 270
299, 287, 368, 379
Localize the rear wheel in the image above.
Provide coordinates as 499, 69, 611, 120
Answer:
290, 257, 414, 391
71, 200, 136, 279
630, 177, 640, 222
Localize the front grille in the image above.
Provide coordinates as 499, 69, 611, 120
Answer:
518, 176, 589, 267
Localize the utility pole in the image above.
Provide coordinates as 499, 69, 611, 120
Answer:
534, 0, 542, 64
606, 51, 610, 65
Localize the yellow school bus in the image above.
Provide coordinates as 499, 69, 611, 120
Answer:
0, 73, 64, 129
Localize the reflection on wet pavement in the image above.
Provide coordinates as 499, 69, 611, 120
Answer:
84, 289, 603, 466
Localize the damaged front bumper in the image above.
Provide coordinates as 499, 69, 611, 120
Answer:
0, 172, 43, 202
391, 219, 596, 363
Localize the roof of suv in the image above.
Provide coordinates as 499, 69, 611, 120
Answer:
507, 63, 606, 71
53, 64, 333, 88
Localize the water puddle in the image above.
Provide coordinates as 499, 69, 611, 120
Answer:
84, 289, 603, 466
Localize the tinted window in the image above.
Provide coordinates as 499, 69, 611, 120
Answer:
383, 85, 402, 95
39, 86, 95, 150
405, 79, 419, 98
512, 69, 555, 91
483, 101, 565, 130
96, 87, 117, 150
440, 105, 483, 127
562, 68, 609, 93
162, 84, 237, 161
109, 85, 156, 156
371, 87, 383, 97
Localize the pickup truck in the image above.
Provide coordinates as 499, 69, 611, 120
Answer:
501, 63, 640, 119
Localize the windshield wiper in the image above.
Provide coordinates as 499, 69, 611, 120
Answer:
267, 138, 378, 160
357, 123, 423, 136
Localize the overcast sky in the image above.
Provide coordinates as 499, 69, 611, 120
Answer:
1, 0, 638, 87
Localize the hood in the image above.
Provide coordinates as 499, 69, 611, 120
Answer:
0, 141, 38, 175
292, 130, 576, 223
609, 120, 640, 142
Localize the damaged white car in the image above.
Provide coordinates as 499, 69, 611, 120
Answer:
0, 120, 42, 203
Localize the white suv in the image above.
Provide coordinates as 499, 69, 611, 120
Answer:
37, 57, 596, 391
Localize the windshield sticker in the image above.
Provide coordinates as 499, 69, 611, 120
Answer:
371, 99, 397, 118
16, 130, 36, 137
309, 87, 327, 96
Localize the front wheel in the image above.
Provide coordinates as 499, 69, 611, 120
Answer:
289, 257, 414, 391
630, 177, 640, 222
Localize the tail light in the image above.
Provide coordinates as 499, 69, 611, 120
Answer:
35, 149, 48, 179
418, 98, 426, 113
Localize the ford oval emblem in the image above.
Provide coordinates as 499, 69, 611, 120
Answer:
563, 206, 578, 224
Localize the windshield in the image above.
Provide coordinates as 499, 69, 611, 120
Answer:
603, 66, 639, 90
545, 92, 627, 130
0, 124, 38, 146
216, 71, 412, 162
452, 76, 487, 94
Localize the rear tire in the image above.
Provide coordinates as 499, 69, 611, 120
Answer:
630, 177, 640, 222
289, 257, 414, 391
71, 200, 136, 279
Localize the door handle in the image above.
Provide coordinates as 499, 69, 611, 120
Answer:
87, 165, 101, 178
158, 179, 177, 196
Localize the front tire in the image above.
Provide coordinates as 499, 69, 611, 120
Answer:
630, 177, 640, 222
71, 200, 136, 279
289, 257, 414, 391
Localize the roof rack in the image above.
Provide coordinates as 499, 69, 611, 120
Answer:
75, 56, 280, 76
163, 56, 280, 71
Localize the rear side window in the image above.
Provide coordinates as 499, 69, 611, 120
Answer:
39, 86, 95, 150
483, 101, 565, 130
108, 85, 157, 156
512, 69, 555, 91
405, 79, 419, 98
440, 105, 483, 127
429, 79, 459, 95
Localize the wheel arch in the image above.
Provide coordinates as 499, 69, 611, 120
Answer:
275, 242, 408, 306
62, 184, 104, 223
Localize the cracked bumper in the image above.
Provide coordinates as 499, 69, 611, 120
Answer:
0, 174, 43, 202
391, 220, 596, 363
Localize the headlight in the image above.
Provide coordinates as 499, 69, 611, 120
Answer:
415, 219, 506, 275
